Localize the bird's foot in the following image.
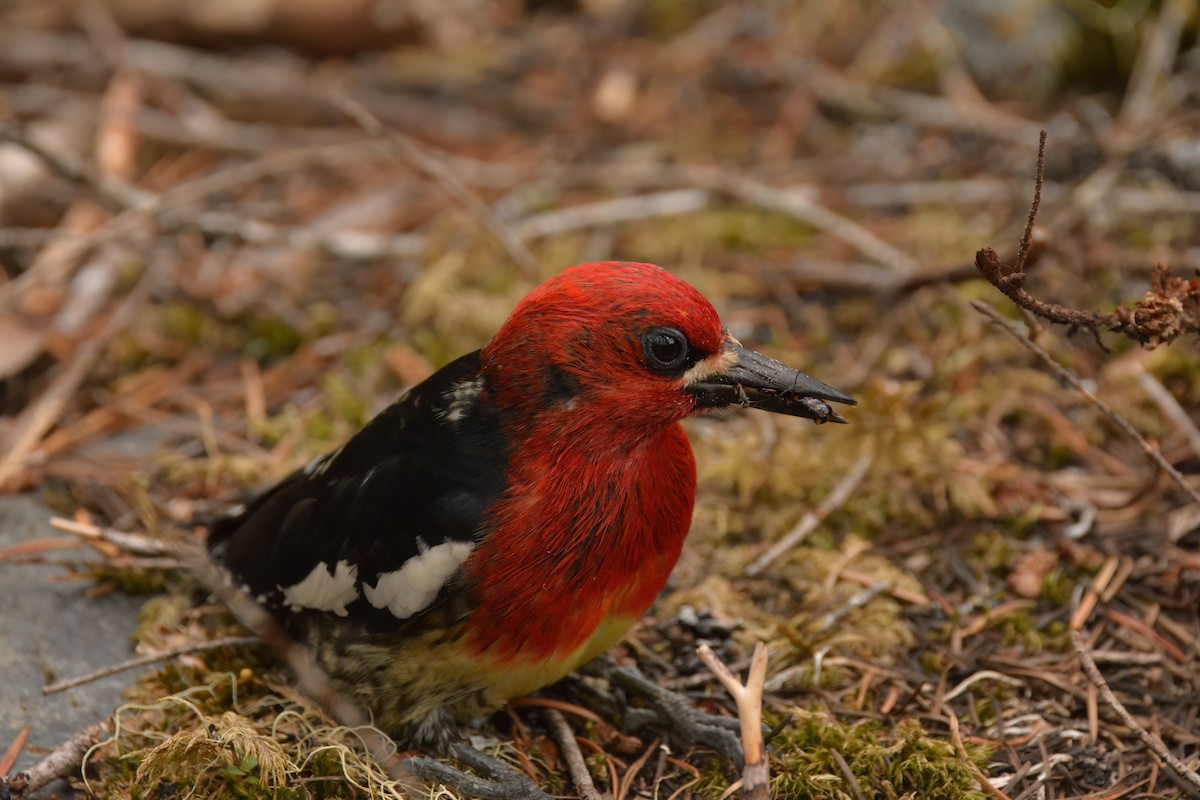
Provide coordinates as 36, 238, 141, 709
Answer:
405, 743, 550, 800
610, 665, 745, 769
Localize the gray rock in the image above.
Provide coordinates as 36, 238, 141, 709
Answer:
0, 495, 145, 783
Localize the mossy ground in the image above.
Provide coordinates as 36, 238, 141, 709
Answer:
3, 1, 1198, 798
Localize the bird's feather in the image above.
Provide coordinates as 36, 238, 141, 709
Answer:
208, 350, 509, 633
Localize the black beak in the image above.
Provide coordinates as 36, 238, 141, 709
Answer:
687, 343, 856, 424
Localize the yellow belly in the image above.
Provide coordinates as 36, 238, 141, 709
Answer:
319, 612, 640, 740
474, 612, 639, 702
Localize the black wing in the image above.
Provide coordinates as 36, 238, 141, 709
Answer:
207, 351, 508, 631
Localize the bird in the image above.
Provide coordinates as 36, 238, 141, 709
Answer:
207, 261, 854, 749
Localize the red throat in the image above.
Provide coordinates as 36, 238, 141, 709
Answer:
463, 419, 696, 663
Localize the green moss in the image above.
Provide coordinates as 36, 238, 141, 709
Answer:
967, 530, 1018, 577
636, 0, 722, 38
319, 373, 371, 429
619, 208, 815, 268
1041, 570, 1074, 607
697, 712, 991, 800
996, 607, 1070, 655
242, 314, 303, 361
1148, 346, 1200, 407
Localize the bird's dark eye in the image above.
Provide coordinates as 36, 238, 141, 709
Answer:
642, 327, 689, 372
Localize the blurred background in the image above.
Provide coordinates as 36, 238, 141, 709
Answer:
0, 1, 1198, 798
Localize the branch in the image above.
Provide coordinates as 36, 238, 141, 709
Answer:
1072, 632, 1200, 793
543, 709, 603, 800
333, 94, 540, 279
975, 132, 1200, 348
972, 300, 1200, 508
696, 643, 770, 800
969, 299, 1200, 506
42, 636, 260, 696
0, 723, 107, 798
745, 450, 873, 577
0, 257, 158, 490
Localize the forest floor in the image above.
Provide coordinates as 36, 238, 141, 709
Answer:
0, 1, 1198, 798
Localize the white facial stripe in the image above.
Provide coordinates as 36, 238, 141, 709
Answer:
680, 347, 737, 386
363, 541, 474, 619
281, 559, 359, 617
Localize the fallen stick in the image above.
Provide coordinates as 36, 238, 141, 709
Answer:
1072, 632, 1200, 793
696, 642, 770, 800
42, 635, 260, 696
0, 723, 107, 798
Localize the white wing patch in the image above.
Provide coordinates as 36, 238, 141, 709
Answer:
281, 559, 359, 616
436, 378, 483, 423
363, 541, 474, 619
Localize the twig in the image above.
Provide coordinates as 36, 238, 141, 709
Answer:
1014, 130, 1046, 273
164, 209, 424, 261
614, 738, 660, 800
50, 515, 176, 556
0, 723, 107, 799
509, 697, 605, 725
809, 580, 891, 637
0, 257, 157, 490
0, 537, 85, 564
975, 134, 1200, 347
945, 714, 1013, 800
971, 300, 1200, 508
514, 189, 711, 241
1070, 555, 1120, 632
0, 727, 31, 777
42, 635, 261, 696
696, 643, 770, 800
333, 94, 540, 279
1072, 632, 1200, 793
681, 166, 918, 277
801, 57, 1041, 144
838, 568, 929, 606
1116, 0, 1191, 141
1135, 365, 1200, 461
745, 450, 873, 576
828, 748, 866, 800
0, 122, 149, 211
543, 709, 605, 800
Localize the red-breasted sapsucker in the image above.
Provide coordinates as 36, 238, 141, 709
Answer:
208, 261, 854, 744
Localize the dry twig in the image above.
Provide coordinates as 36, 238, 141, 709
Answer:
514, 189, 710, 241
50, 516, 176, 556
543, 709, 605, 800
0, 259, 158, 490
1072, 632, 1200, 793
1116, 0, 1192, 142
972, 300, 1200, 508
42, 636, 261, 696
696, 643, 770, 800
745, 450, 873, 577
0, 723, 107, 799
945, 715, 1013, 800
975, 132, 1200, 348
333, 94, 539, 279
1135, 365, 1200, 461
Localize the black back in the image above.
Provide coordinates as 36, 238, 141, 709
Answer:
207, 351, 509, 631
